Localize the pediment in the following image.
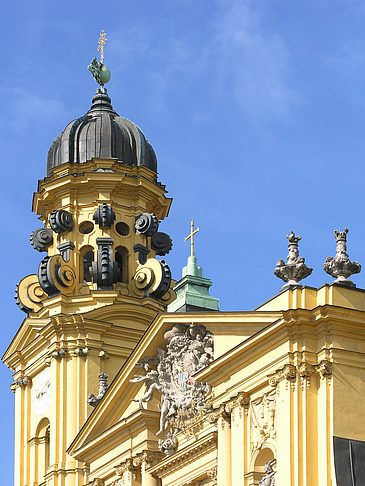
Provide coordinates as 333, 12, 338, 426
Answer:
2, 316, 50, 367
68, 311, 279, 462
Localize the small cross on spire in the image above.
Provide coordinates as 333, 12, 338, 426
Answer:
185, 220, 200, 257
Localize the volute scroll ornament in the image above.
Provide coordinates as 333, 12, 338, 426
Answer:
323, 228, 361, 287
135, 213, 159, 236
49, 209, 74, 233
151, 232, 173, 256
38, 255, 76, 296
30, 228, 53, 252
133, 258, 171, 299
15, 274, 47, 313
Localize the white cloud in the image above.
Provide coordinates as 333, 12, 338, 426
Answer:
212, 0, 297, 122
0, 89, 67, 134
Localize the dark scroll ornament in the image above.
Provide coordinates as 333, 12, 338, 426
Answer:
133, 258, 171, 299
151, 232, 173, 256
134, 244, 150, 264
90, 238, 120, 289
135, 213, 159, 236
15, 274, 47, 313
30, 228, 53, 252
38, 255, 76, 296
49, 210, 74, 234
93, 203, 116, 228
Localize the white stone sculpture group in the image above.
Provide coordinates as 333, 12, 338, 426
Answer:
131, 323, 214, 455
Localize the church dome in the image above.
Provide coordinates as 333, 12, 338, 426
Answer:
47, 88, 157, 177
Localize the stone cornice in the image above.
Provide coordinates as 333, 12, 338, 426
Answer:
114, 450, 162, 476
33, 160, 171, 221
68, 408, 159, 461
195, 304, 365, 387
207, 391, 250, 426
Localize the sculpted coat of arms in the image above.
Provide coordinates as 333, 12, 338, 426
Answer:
131, 323, 214, 454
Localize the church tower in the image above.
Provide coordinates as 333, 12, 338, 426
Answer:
2, 35, 175, 486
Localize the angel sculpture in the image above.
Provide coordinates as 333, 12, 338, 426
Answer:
130, 369, 173, 435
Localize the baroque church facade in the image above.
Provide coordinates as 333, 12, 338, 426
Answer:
3, 53, 365, 486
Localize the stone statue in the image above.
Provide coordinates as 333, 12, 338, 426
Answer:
323, 228, 361, 287
130, 323, 214, 454
274, 231, 312, 288
88, 373, 108, 407
259, 460, 276, 486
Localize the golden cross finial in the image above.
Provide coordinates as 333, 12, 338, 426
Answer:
97, 30, 107, 64
185, 220, 200, 257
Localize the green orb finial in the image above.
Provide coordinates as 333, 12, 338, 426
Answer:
88, 30, 111, 86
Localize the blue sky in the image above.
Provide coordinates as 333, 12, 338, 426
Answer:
2, 0, 365, 481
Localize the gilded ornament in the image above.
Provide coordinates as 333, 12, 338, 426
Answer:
185, 219, 200, 257
88, 30, 111, 86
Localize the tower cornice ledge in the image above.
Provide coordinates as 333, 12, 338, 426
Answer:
33, 159, 172, 221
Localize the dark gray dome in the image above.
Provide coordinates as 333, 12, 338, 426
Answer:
47, 88, 157, 177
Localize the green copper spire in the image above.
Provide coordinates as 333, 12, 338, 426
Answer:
168, 222, 219, 313
88, 30, 111, 86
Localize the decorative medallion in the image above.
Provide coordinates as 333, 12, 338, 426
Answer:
30, 228, 53, 252
130, 323, 213, 455
135, 213, 159, 236
49, 209, 74, 233
93, 203, 116, 228
151, 232, 173, 256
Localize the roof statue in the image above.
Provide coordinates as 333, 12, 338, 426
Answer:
88, 30, 111, 86
323, 227, 361, 287
274, 231, 313, 289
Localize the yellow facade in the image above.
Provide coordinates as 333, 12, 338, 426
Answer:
4, 84, 365, 486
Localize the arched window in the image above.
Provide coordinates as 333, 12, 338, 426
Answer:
80, 245, 94, 282
34, 418, 50, 483
115, 246, 128, 283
